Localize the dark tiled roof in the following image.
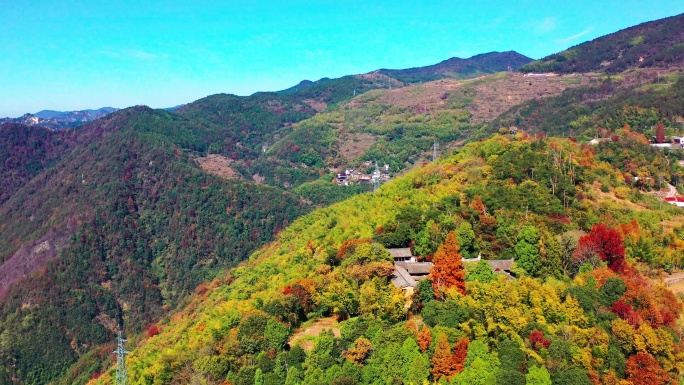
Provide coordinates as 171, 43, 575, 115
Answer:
392, 261, 434, 288
391, 265, 416, 288
403, 262, 433, 275
387, 248, 413, 259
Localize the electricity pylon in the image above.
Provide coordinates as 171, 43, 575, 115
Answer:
113, 330, 129, 385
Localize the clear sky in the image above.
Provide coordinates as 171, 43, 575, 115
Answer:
1, 1, 683, 117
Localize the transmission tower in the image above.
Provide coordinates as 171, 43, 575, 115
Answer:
432, 139, 439, 162
113, 330, 129, 385
372, 161, 381, 192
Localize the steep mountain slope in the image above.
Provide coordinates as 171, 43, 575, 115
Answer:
4, 14, 684, 384
247, 71, 594, 193
488, 70, 684, 138
276, 51, 532, 105
276, 74, 402, 109
378, 51, 533, 83
175, 92, 316, 159
88, 134, 684, 385
521, 13, 684, 74
0, 123, 75, 204
0, 107, 313, 384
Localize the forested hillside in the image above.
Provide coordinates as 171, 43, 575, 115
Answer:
0, 107, 312, 384
520, 13, 684, 74
2, 12, 684, 385
86, 134, 684, 385
0, 123, 74, 203
488, 71, 684, 139
378, 51, 533, 83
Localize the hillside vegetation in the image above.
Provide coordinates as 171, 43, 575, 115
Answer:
3, 14, 684, 385
489, 71, 684, 139
0, 107, 312, 384
378, 51, 533, 83
86, 134, 684, 385
248, 71, 593, 191
521, 13, 684, 74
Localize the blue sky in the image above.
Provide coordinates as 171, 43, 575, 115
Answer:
1, 1, 683, 117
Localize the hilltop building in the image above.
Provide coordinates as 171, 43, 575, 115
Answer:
388, 247, 516, 292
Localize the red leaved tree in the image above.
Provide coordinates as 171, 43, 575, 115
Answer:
428, 231, 466, 298
626, 352, 669, 385
529, 330, 551, 350
610, 300, 642, 326
577, 224, 626, 273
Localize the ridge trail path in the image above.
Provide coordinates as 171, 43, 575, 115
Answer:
666, 183, 678, 198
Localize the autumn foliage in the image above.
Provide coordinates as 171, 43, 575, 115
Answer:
344, 337, 373, 366
336, 238, 372, 260
428, 231, 466, 298
626, 352, 669, 385
417, 326, 431, 352
431, 333, 455, 381
145, 324, 160, 338
451, 337, 469, 374
610, 301, 641, 326
529, 330, 551, 350
576, 224, 627, 273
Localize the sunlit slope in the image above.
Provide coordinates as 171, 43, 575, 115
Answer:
90, 134, 684, 384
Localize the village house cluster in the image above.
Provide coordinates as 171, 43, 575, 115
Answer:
334, 161, 391, 186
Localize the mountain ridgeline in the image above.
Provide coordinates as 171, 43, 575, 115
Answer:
1, 12, 684, 385
378, 51, 533, 83
521, 13, 684, 74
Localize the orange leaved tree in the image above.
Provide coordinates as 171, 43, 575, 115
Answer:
626, 351, 669, 385
428, 231, 466, 299
417, 326, 432, 352
431, 333, 456, 381
452, 337, 469, 374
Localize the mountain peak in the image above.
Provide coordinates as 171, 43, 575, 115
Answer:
376, 51, 533, 83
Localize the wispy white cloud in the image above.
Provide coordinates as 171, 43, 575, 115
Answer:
534, 17, 557, 34
128, 49, 157, 60
99, 49, 163, 60
556, 27, 593, 44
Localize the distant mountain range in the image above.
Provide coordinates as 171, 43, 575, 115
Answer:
4, 51, 533, 130
1, 107, 118, 129
277, 51, 533, 94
